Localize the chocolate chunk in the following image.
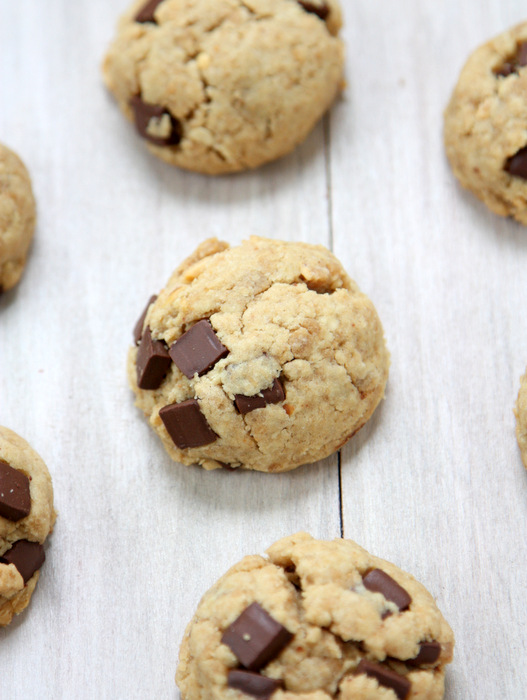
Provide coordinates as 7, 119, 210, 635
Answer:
495, 41, 527, 76
518, 42, 527, 67
129, 95, 182, 147
297, 0, 330, 20
234, 379, 285, 415
221, 602, 293, 671
159, 399, 217, 449
136, 327, 172, 390
356, 660, 411, 700
505, 145, 527, 180
362, 569, 412, 611
406, 641, 441, 667
133, 294, 157, 345
135, 0, 164, 23
169, 320, 229, 379
0, 540, 45, 583
0, 460, 31, 522
227, 670, 283, 699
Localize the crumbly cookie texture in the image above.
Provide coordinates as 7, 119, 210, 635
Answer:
128, 237, 389, 473
102, 0, 344, 174
0, 143, 36, 291
0, 426, 56, 626
444, 21, 527, 224
514, 370, 527, 468
176, 532, 455, 700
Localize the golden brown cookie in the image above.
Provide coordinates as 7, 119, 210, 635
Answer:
128, 237, 389, 473
0, 143, 36, 291
176, 532, 455, 700
103, 0, 344, 174
0, 427, 56, 626
444, 21, 527, 224
514, 369, 527, 468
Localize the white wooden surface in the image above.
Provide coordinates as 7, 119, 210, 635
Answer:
1, 1, 526, 697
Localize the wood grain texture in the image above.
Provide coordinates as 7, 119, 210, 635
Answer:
0, 0, 526, 698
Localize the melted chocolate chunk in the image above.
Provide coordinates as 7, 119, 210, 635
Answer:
227, 670, 283, 699
362, 569, 412, 611
129, 95, 182, 147
169, 320, 229, 378
135, 0, 165, 23
159, 399, 218, 449
0, 540, 45, 583
0, 460, 31, 521
221, 602, 293, 671
136, 327, 172, 390
356, 660, 411, 700
495, 41, 527, 76
297, 0, 330, 20
406, 641, 441, 667
505, 145, 527, 180
133, 295, 157, 345
234, 379, 285, 414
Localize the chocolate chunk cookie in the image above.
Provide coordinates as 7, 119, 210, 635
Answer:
515, 369, 527, 468
128, 237, 389, 472
176, 533, 454, 700
0, 427, 56, 626
444, 21, 527, 224
0, 143, 36, 292
102, 0, 344, 174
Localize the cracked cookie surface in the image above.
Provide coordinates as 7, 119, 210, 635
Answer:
514, 369, 527, 468
0, 143, 36, 291
175, 532, 454, 700
128, 237, 389, 472
444, 21, 527, 224
102, 0, 344, 174
0, 426, 56, 626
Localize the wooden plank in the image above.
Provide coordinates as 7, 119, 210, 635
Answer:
0, 1, 339, 697
332, 2, 527, 698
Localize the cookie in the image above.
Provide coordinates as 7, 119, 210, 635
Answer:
514, 369, 527, 468
128, 237, 389, 472
444, 21, 527, 224
102, 0, 344, 174
0, 426, 56, 626
0, 143, 36, 291
176, 532, 455, 700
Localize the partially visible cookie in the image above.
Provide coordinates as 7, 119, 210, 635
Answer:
0, 143, 36, 291
102, 0, 344, 174
444, 21, 527, 224
0, 427, 56, 627
514, 370, 527, 468
176, 532, 455, 700
128, 237, 389, 473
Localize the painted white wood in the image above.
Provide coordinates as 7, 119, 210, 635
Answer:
0, 1, 526, 698
332, 2, 527, 699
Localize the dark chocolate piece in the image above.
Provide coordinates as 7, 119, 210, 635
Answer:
227, 670, 283, 699
133, 294, 157, 345
362, 569, 412, 611
129, 95, 182, 147
0, 460, 31, 521
169, 320, 229, 379
356, 660, 411, 700
234, 379, 285, 415
505, 145, 527, 180
135, 0, 164, 23
136, 327, 172, 390
0, 540, 45, 583
221, 602, 293, 671
297, 0, 330, 20
159, 399, 217, 449
406, 641, 441, 667
495, 41, 527, 76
